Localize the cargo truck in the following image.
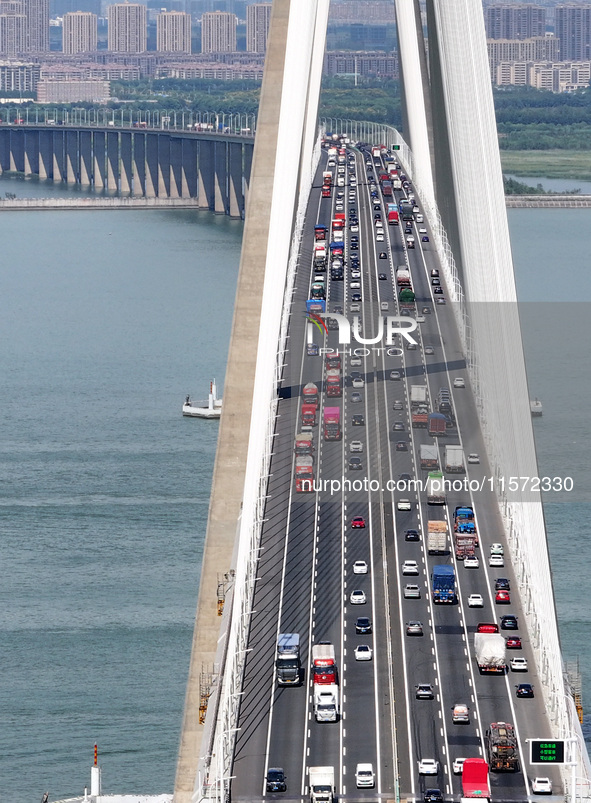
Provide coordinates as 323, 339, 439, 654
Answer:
398, 287, 415, 311
445, 445, 465, 473
427, 521, 448, 554
428, 412, 447, 437
411, 405, 429, 428
486, 722, 519, 772
294, 433, 314, 456
310, 282, 326, 300
392, 178, 402, 190
454, 507, 478, 545
420, 444, 439, 470
325, 353, 341, 370
329, 241, 344, 256
475, 633, 507, 674
312, 643, 337, 685
382, 180, 393, 197
323, 407, 341, 441
387, 205, 399, 225
309, 767, 335, 803
314, 684, 339, 722
315, 224, 328, 241
432, 564, 455, 603
325, 368, 342, 397
410, 385, 428, 407
461, 758, 490, 801
306, 299, 325, 314
371, 146, 381, 158
455, 532, 477, 560
295, 456, 314, 493
396, 267, 411, 286
314, 245, 327, 269
276, 633, 302, 686
426, 471, 446, 504
303, 382, 319, 407
301, 403, 317, 428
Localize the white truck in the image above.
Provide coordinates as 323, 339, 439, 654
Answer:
474, 633, 507, 674
426, 471, 446, 505
445, 444, 465, 473
309, 766, 335, 803
410, 384, 428, 408
427, 521, 447, 554
420, 444, 439, 470
314, 684, 339, 722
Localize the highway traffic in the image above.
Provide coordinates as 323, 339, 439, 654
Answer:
230, 141, 562, 803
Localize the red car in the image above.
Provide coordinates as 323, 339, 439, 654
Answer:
506, 636, 522, 649
495, 591, 511, 604
351, 516, 366, 528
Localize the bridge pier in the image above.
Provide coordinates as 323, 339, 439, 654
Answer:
120, 132, 133, 194
52, 133, 65, 183
10, 129, 23, 173
39, 131, 52, 179
66, 130, 78, 184
197, 139, 214, 210
107, 131, 119, 192
93, 131, 106, 189
213, 141, 227, 213
79, 131, 92, 186
228, 142, 243, 218
169, 136, 182, 199
145, 133, 158, 198
157, 134, 170, 197
180, 137, 197, 199
133, 134, 146, 197
24, 130, 38, 176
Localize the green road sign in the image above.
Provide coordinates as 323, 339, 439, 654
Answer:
530, 740, 565, 765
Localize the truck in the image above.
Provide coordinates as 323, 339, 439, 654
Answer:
294, 432, 314, 456
276, 633, 302, 686
295, 456, 314, 492
309, 766, 335, 803
315, 224, 328, 241
322, 172, 332, 186
387, 204, 399, 225
454, 532, 478, 560
323, 407, 341, 441
329, 241, 344, 256
474, 633, 507, 674
486, 722, 519, 772
325, 368, 342, 397
301, 403, 317, 428
410, 385, 428, 407
382, 180, 393, 197
445, 445, 465, 473
312, 643, 337, 685
392, 177, 402, 190
322, 185, 332, 198
306, 299, 325, 314
398, 287, 415, 311
325, 352, 341, 370
426, 471, 446, 504
411, 405, 429, 428
314, 684, 339, 722
454, 505, 477, 536
310, 282, 326, 300
371, 146, 381, 158
314, 245, 327, 268
428, 412, 447, 437
427, 521, 447, 555
396, 266, 411, 286
303, 382, 319, 407
420, 444, 439, 470
431, 564, 455, 603
461, 758, 490, 801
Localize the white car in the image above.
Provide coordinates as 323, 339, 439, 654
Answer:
350, 440, 363, 453
352, 377, 364, 388
490, 543, 504, 555
453, 377, 465, 388
354, 644, 373, 662
350, 355, 362, 366
464, 555, 479, 568
416, 213, 424, 223
350, 281, 361, 290
532, 778, 552, 794
418, 758, 439, 775
355, 763, 375, 788
350, 223, 359, 232
350, 589, 366, 604
404, 584, 421, 599
415, 315, 425, 323
376, 234, 384, 241
418, 227, 427, 235
353, 560, 368, 574
453, 758, 466, 775
380, 301, 389, 311
351, 269, 361, 279
489, 554, 504, 567
397, 498, 412, 511
468, 453, 480, 464
350, 302, 361, 312
402, 560, 419, 575
467, 594, 484, 608
510, 657, 528, 672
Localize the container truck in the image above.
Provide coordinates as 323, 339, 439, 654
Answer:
301, 403, 317, 428
461, 758, 490, 801
445, 445, 465, 473
428, 412, 447, 437
303, 382, 319, 407
371, 146, 381, 158
323, 407, 341, 441
475, 633, 507, 674
276, 633, 302, 686
486, 722, 519, 772
455, 532, 477, 560
314, 684, 339, 722
396, 267, 411, 286
325, 368, 342, 397
294, 433, 314, 456
410, 385, 428, 407
411, 405, 429, 428
315, 224, 328, 241
427, 521, 448, 554
314, 246, 327, 269
387, 204, 399, 225
309, 767, 335, 803
312, 643, 337, 685
392, 178, 402, 190
420, 444, 439, 470
322, 185, 331, 198
306, 299, 325, 314
329, 241, 344, 256
432, 564, 455, 603
426, 471, 446, 505
295, 456, 314, 493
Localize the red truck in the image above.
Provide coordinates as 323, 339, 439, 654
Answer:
411, 405, 429, 428
388, 209, 399, 225
295, 456, 314, 493
396, 267, 411, 286
303, 382, 319, 407
301, 403, 317, 427
455, 533, 477, 560
381, 180, 393, 197
312, 643, 337, 685
326, 368, 342, 397
294, 433, 314, 456
325, 352, 341, 370
462, 758, 490, 798
428, 412, 447, 437
323, 407, 341, 441
314, 224, 328, 241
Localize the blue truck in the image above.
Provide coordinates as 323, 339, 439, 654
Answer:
432, 565, 456, 604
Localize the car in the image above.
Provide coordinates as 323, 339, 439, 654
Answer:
506, 636, 522, 649
510, 657, 528, 671
352, 414, 365, 426
490, 543, 504, 555
351, 516, 366, 528
416, 213, 424, 223
404, 584, 421, 599
416, 315, 425, 323
380, 301, 389, 311
404, 225, 413, 234
397, 498, 412, 511
355, 616, 372, 634
374, 213, 382, 221
431, 269, 439, 277
422, 307, 432, 316
396, 441, 408, 451
376, 234, 384, 241
350, 280, 361, 289
501, 615, 518, 630
418, 758, 439, 775
416, 683, 434, 699
424, 790, 443, 803
351, 269, 361, 279
424, 346, 435, 355
406, 341, 417, 350
379, 251, 387, 259
349, 457, 363, 470
468, 594, 484, 607
353, 560, 368, 574
351, 392, 363, 403
453, 377, 465, 388
433, 286, 443, 294
405, 529, 420, 541
452, 703, 470, 723
350, 440, 363, 453
378, 272, 387, 280
350, 302, 361, 312
422, 235, 430, 242
393, 421, 405, 431
477, 622, 499, 633
495, 578, 510, 590
350, 589, 366, 605
350, 355, 362, 366
516, 683, 534, 698
402, 560, 419, 575
355, 763, 375, 788
453, 758, 466, 775
406, 620, 423, 636
532, 778, 552, 794
431, 278, 441, 286
354, 644, 373, 661
352, 377, 364, 388
266, 768, 287, 793
436, 297, 446, 305
350, 224, 359, 232
351, 292, 362, 301
489, 554, 504, 567
390, 370, 402, 380
496, 590, 511, 604
306, 343, 319, 356
464, 555, 479, 568
468, 453, 480, 464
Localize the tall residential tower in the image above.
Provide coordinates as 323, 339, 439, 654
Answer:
201, 10, 236, 53
63, 10, 97, 54
157, 10, 191, 53
108, 2, 146, 53
246, 3, 271, 54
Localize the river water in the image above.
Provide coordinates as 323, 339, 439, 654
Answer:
0, 175, 589, 800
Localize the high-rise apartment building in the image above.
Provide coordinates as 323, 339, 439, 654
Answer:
246, 3, 271, 54
555, 4, 591, 61
157, 10, 191, 53
201, 10, 236, 53
108, 2, 146, 53
0, 0, 26, 55
62, 11, 97, 54
487, 36, 559, 76
485, 4, 546, 40
24, 0, 49, 51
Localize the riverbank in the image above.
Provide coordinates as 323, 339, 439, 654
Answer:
0, 197, 200, 209
501, 149, 591, 181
